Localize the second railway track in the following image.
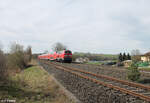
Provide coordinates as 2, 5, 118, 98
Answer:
40, 60, 150, 102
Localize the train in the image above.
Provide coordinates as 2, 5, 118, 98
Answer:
38, 50, 72, 63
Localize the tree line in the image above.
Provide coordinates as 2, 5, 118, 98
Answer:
118, 53, 131, 62
72, 52, 118, 61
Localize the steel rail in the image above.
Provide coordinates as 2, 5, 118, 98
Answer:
47, 62, 150, 102
50, 62, 150, 91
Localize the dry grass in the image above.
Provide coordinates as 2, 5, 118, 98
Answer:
0, 60, 74, 103
139, 67, 150, 72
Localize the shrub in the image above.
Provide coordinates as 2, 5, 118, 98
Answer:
0, 50, 7, 79
7, 43, 32, 71
8, 51, 27, 70
127, 63, 141, 81
0, 43, 33, 79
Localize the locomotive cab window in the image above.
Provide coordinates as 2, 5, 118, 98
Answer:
65, 51, 72, 54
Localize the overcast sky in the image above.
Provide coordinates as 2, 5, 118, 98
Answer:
0, 0, 150, 54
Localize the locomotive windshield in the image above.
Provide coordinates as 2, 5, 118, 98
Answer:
65, 50, 72, 54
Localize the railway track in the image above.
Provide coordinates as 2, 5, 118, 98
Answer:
41, 61, 150, 102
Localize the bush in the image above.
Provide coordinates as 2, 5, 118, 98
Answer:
8, 51, 27, 70
127, 63, 141, 81
0, 50, 7, 79
0, 43, 32, 80
7, 43, 32, 71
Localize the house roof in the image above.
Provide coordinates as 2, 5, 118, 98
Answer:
142, 52, 150, 56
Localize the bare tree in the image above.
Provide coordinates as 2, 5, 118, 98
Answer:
131, 49, 141, 56
10, 42, 24, 54
131, 49, 141, 62
52, 42, 67, 52
8, 43, 26, 70
44, 50, 49, 54
0, 41, 3, 50
25, 46, 32, 62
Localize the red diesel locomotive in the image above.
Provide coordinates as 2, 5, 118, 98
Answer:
38, 50, 72, 63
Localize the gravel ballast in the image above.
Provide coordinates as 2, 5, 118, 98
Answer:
61, 63, 150, 85
39, 61, 148, 103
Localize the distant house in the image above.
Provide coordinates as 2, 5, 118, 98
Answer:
141, 52, 150, 62
75, 57, 89, 63
123, 60, 132, 67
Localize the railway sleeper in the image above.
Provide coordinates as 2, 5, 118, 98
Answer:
141, 92, 150, 96
131, 89, 145, 93
126, 87, 137, 90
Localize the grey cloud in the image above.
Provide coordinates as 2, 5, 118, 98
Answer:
0, 0, 150, 54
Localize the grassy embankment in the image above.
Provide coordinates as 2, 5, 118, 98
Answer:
138, 67, 150, 72
0, 60, 73, 103
86, 62, 103, 65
